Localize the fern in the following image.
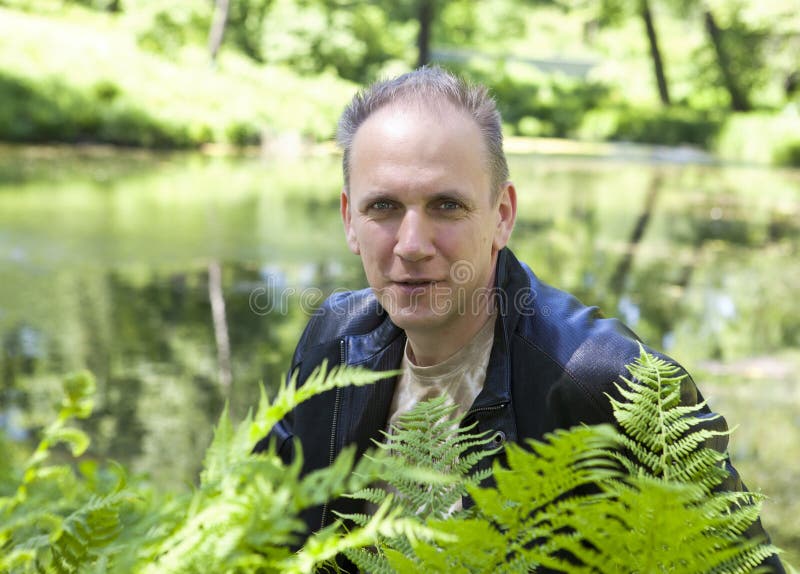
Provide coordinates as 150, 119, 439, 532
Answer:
394, 348, 780, 573
608, 345, 731, 490
1, 352, 785, 573
0, 371, 135, 574
341, 396, 498, 573
563, 477, 776, 574
398, 424, 622, 574
248, 361, 397, 447
51, 491, 130, 573
142, 362, 413, 574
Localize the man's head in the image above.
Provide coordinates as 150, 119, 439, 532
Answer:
337, 66, 509, 202
337, 67, 516, 364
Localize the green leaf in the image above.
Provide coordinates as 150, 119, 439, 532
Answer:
45, 427, 90, 457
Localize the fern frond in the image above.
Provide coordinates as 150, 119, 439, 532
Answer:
608, 345, 730, 488
283, 497, 450, 574
49, 489, 132, 573
338, 396, 497, 572
250, 362, 398, 445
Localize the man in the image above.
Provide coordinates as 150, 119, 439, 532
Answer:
256, 66, 783, 571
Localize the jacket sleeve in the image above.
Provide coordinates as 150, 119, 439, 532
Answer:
250, 309, 317, 463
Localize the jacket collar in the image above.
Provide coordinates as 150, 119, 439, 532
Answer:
468, 247, 528, 411
343, 247, 530, 411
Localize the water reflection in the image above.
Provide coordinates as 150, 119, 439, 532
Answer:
0, 148, 798, 490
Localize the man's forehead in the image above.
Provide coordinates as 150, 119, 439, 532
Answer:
358, 98, 476, 134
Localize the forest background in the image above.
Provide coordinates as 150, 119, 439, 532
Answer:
1, 0, 799, 567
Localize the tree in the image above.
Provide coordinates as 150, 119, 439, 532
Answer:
671, 0, 767, 111
702, 7, 749, 111
639, 0, 671, 105
559, 0, 672, 106
416, 0, 436, 67
208, 0, 231, 63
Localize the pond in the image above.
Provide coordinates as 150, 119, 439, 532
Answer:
1, 145, 799, 559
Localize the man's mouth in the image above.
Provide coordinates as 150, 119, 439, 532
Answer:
393, 279, 438, 288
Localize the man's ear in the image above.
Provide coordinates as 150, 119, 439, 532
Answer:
493, 182, 517, 251
341, 188, 360, 255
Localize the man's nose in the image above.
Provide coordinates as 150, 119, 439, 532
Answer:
393, 210, 435, 261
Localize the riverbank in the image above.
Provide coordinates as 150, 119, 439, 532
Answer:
1, 6, 799, 167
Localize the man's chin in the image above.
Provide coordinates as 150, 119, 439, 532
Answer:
385, 309, 446, 332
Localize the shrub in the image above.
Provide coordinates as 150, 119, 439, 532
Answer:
0, 350, 783, 573
579, 106, 725, 148
715, 112, 800, 165
772, 140, 800, 167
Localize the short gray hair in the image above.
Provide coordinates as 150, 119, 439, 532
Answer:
336, 66, 509, 201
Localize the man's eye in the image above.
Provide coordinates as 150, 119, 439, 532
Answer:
370, 200, 395, 211
438, 200, 462, 211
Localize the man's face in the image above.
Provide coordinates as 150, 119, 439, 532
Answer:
341, 101, 516, 338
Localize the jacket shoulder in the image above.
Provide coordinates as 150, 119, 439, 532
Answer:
291, 288, 389, 366
512, 263, 694, 419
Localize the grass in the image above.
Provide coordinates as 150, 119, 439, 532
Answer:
715, 112, 800, 167
0, 6, 356, 148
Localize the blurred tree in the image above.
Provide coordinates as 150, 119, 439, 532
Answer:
208, 0, 231, 63
260, 0, 413, 82
417, 0, 435, 67
672, 0, 767, 111
63, 0, 122, 11
701, 6, 750, 111
558, 0, 672, 105
226, 0, 274, 61
639, 0, 670, 105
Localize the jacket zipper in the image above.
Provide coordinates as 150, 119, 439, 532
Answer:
319, 338, 346, 530
465, 402, 509, 420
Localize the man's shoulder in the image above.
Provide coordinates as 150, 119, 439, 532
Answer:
508, 256, 653, 397
506, 254, 697, 416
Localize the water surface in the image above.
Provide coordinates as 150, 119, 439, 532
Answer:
1, 148, 798, 554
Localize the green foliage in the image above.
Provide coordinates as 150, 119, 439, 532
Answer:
608, 349, 730, 487
366, 347, 779, 573
261, 0, 414, 83
0, 350, 783, 572
579, 106, 724, 147
772, 140, 800, 168
1, 364, 427, 573
0, 371, 136, 574
135, 0, 211, 56
714, 112, 800, 165
455, 62, 612, 138
688, 5, 770, 111
0, 6, 357, 147
341, 396, 497, 572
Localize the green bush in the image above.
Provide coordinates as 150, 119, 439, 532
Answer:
0, 7, 358, 147
715, 112, 800, 165
579, 106, 725, 148
0, 350, 783, 573
773, 140, 800, 167
445, 61, 612, 139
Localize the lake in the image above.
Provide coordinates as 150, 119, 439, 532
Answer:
1, 145, 798, 559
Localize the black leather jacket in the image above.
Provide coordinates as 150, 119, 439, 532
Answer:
255, 247, 783, 572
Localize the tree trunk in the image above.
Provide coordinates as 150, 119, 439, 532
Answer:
208, 261, 233, 392
416, 0, 434, 68
208, 0, 231, 64
639, 0, 671, 106
703, 8, 750, 111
